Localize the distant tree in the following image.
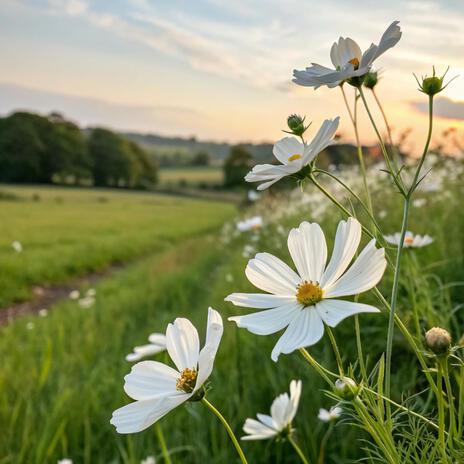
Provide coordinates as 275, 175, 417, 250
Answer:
223, 145, 253, 187
191, 150, 210, 166
126, 141, 158, 188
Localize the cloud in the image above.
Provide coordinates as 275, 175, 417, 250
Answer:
411, 96, 464, 120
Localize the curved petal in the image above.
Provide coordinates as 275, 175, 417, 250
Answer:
373, 21, 402, 62
228, 302, 301, 335
273, 137, 305, 165
126, 344, 166, 362
320, 217, 361, 289
323, 240, 387, 298
195, 308, 223, 390
148, 333, 167, 346
225, 293, 296, 309
123, 361, 180, 400
245, 252, 300, 295
111, 395, 188, 434
271, 308, 324, 362
316, 299, 380, 327
287, 379, 302, 423
166, 318, 200, 372
270, 393, 291, 429
256, 413, 278, 431
287, 222, 327, 282
304, 117, 340, 160
242, 418, 278, 440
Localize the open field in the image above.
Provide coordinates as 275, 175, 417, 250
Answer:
158, 167, 223, 187
0, 185, 235, 307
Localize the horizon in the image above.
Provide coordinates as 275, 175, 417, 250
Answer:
2, 0, 464, 154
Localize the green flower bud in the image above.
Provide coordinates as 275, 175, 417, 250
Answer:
334, 377, 359, 400
363, 71, 379, 89
425, 327, 451, 355
287, 114, 307, 136
415, 66, 456, 97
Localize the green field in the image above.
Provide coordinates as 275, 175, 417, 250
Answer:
1, 162, 464, 463
159, 167, 223, 187
0, 185, 235, 307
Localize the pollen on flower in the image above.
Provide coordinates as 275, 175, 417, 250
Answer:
296, 281, 323, 306
287, 154, 302, 162
349, 58, 359, 68
176, 368, 197, 393
404, 236, 414, 246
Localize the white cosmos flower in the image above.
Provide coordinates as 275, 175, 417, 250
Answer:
111, 308, 223, 434
245, 118, 339, 190
69, 290, 80, 300
226, 218, 386, 361
237, 216, 263, 232
384, 231, 433, 248
126, 333, 167, 362
293, 21, 401, 89
242, 380, 302, 441
318, 406, 342, 422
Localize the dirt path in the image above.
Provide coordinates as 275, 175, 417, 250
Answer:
0, 264, 125, 326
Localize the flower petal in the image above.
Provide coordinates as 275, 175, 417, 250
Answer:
316, 299, 380, 327
166, 318, 200, 372
123, 361, 181, 400
228, 302, 301, 335
270, 392, 291, 429
225, 293, 296, 309
323, 239, 387, 298
245, 252, 300, 295
271, 308, 324, 361
273, 137, 305, 165
242, 418, 278, 440
148, 333, 167, 346
126, 344, 166, 362
304, 117, 340, 161
287, 221, 327, 282
320, 217, 361, 289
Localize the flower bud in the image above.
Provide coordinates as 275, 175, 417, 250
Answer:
415, 66, 455, 97
287, 114, 307, 137
363, 71, 378, 89
334, 377, 359, 400
425, 327, 451, 355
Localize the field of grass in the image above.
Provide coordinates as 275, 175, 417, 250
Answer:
159, 167, 223, 187
0, 185, 235, 307
1, 159, 464, 463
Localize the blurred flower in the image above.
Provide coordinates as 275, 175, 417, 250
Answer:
141, 457, 156, 464
412, 198, 426, 208
78, 296, 95, 308
293, 21, 401, 89
225, 273, 234, 283
86, 288, 96, 297
242, 245, 256, 258
111, 308, 223, 434
237, 216, 263, 232
248, 190, 261, 202
384, 231, 433, 248
126, 333, 167, 362
242, 380, 302, 440
26, 321, 34, 330
227, 218, 386, 361
57, 460, 73, 464
318, 406, 342, 422
378, 210, 387, 219
38, 308, 48, 317
69, 290, 80, 300
245, 118, 339, 190
12, 241, 23, 253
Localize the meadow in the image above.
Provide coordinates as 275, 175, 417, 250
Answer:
158, 167, 223, 188
1, 153, 463, 463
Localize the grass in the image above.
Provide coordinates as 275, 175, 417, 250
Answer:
0, 185, 235, 307
159, 167, 223, 187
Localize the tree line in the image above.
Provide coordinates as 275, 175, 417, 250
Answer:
0, 112, 158, 188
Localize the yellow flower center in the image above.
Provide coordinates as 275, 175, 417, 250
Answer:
288, 154, 302, 162
349, 58, 359, 69
176, 368, 197, 393
404, 236, 414, 245
296, 281, 323, 306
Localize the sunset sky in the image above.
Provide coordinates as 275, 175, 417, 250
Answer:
1, 0, 464, 153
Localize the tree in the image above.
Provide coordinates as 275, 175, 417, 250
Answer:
223, 145, 253, 187
191, 150, 210, 166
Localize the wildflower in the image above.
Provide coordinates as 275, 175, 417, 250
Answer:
242, 244, 256, 258
384, 231, 433, 248
242, 380, 302, 440
86, 288, 96, 297
293, 21, 401, 89
126, 333, 167, 362
26, 322, 34, 330
12, 241, 22, 252
334, 377, 359, 400
111, 308, 223, 433
425, 327, 451, 355
318, 406, 342, 422
38, 308, 48, 317
237, 216, 263, 232
57, 460, 73, 464
248, 190, 261, 202
226, 218, 386, 361
78, 296, 95, 309
245, 118, 340, 190
412, 198, 426, 208
415, 66, 456, 97
141, 457, 156, 464
69, 290, 80, 300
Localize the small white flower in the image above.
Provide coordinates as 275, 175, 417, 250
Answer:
378, 210, 387, 219
69, 290, 80, 300
242, 245, 256, 258
293, 22, 401, 89
38, 308, 48, 317
242, 380, 302, 440
384, 231, 433, 248
78, 296, 95, 308
57, 460, 73, 464
86, 288, 96, 297
227, 218, 386, 361
245, 118, 340, 190
412, 198, 426, 208
126, 333, 167, 362
12, 241, 23, 253
141, 457, 156, 464
248, 190, 261, 202
26, 322, 34, 330
318, 406, 342, 422
237, 216, 263, 232
111, 308, 223, 434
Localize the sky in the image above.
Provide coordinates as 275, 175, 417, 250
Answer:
1, 0, 464, 153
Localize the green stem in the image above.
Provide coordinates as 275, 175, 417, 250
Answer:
442, 360, 457, 444
155, 423, 172, 464
354, 314, 368, 381
201, 398, 249, 464
326, 327, 344, 376
299, 348, 336, 387
288, 435, 311, 464
317, 422, 334, 464
437, 363, 448, 461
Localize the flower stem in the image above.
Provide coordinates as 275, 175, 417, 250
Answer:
442, 359, 457, 444
201, 397, 249, 464
437, 362, 448, 461
288, 434, 311, 464
326, 327, 344, 376
299, 348, 336, 387
354, 313, 368, 381
155, 423, 172, 464
317, 422, 334, 464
